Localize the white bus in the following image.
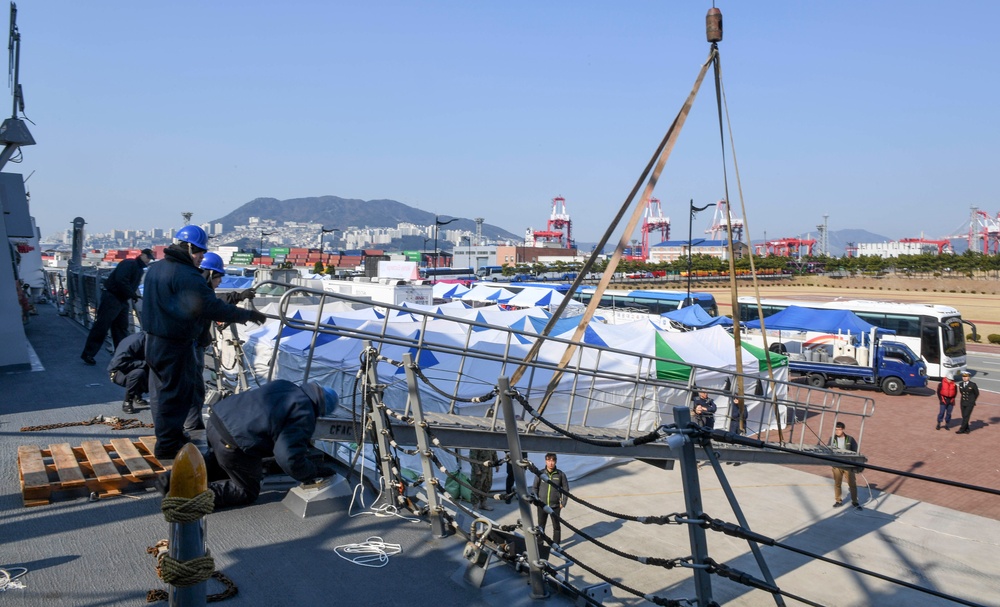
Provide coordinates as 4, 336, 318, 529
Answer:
736, 296, 972, 379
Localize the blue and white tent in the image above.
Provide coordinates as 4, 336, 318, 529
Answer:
743, 305, 891, 341
662, 304, 733, 328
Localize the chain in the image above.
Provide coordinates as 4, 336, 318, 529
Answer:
20, 415, 154, 432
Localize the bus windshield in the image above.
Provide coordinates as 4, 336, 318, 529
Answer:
941, 316, 966, 358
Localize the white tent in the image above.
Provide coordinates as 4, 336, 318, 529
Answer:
460, 284, 516, 304
234, 300, 789, 486
431, 282, 471, 300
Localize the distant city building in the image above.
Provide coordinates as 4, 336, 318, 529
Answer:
648, 239, 748, 263
857, 240, 950, 258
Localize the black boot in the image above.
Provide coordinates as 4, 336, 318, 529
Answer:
122, 397, 135, 414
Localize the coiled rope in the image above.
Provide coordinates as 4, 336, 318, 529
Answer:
146, 491, 238, 602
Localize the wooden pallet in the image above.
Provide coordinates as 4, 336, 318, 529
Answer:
17, 436, 171, 507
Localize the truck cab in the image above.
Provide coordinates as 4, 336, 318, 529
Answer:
873, 341, 927, 395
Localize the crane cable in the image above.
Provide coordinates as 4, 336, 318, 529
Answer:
511, 46, 720, 424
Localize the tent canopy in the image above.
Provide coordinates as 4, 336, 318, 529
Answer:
743, 305, 892, 337
662, 304, 733, 328
461, 284, 516, 303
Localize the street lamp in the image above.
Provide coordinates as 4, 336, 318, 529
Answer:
434, 215, 458, 272
686, 200, 711, 307
320, 227, 340, 273
258, 230, 273, 269
460, 236, 471, 269
422, 238, 432, 267
320, 226, 339, 253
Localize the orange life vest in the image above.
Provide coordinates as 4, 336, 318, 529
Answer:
940, 378, 956, 398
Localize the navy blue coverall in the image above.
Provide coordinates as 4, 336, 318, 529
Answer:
107, 331, 148, 401
207, 380, 334, 508
82, 255, 148, 360
141, 245, 258, 460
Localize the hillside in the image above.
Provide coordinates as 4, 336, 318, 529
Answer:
210, 195, 520, 242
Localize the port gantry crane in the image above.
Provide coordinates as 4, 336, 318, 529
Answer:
638, 197, 671, 261
531, 196, 575, 249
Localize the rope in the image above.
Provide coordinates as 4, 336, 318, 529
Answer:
20, 415, 154, 432
529, 495, 686, 569
145, 537, 239, 603
697, 514, 989, 607
514, 46, 718, 422
161, 490, 215, 523
511, 390, 663, 448
524, 460, 683, 525
0, 567, 27, 592
536, 531, 693, 607
411, 364, 498, 404
334, 536, 401, 567
159, 554, 215, 588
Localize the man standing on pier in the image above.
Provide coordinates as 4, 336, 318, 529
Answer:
830, 421, 861, 511
956, 370, 980, 434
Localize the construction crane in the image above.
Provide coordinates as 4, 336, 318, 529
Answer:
639, 197, 671, 260
968, 208, 1000, 254
531, 196, 575, 248
704, 199, 744, 242
753, 238, 816, 258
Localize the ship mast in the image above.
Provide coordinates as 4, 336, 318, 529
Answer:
0, 2, 33, 171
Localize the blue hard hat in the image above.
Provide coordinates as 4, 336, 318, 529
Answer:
200, 252, 225, 275
175, 225, 209, 250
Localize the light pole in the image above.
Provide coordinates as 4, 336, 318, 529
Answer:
434, 215, 458, 272
259, 230, 273, 269
686, 200, 710, 307
460, 236, 471, 269
320, 227, 339, 272
422, 238, 432, 268
319, 226, 340, 252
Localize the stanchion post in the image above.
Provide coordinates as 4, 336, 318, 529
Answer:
403, 353, 449, 538
673, 406, 714, 606
498, 377, 548, 599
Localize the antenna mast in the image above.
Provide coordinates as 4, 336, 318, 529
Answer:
0, 2, 33, 171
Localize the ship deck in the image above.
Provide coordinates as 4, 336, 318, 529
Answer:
2, 303, 999, 606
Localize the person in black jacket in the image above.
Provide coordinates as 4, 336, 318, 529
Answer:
107, 331, 148, 414
532, 453, 569, 545
829, 421, 861, 510
141, 226, 266, 460
956, 370, 980, 434
81, 249, 154, 365
184, 252, 256, 433
691, 388, 717, 429
204, 380, 338, 508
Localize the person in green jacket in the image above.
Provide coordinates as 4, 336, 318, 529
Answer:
532, 453, 569, 545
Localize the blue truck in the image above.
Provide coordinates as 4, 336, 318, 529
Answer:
792, 340, 926, 396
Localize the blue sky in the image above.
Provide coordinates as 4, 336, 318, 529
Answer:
13, 1, 999, 243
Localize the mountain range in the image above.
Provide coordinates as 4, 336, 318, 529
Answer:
210, 196, 520, 242
211, 195, 964, 257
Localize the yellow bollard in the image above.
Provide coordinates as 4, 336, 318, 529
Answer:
163, 443, 212, 607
